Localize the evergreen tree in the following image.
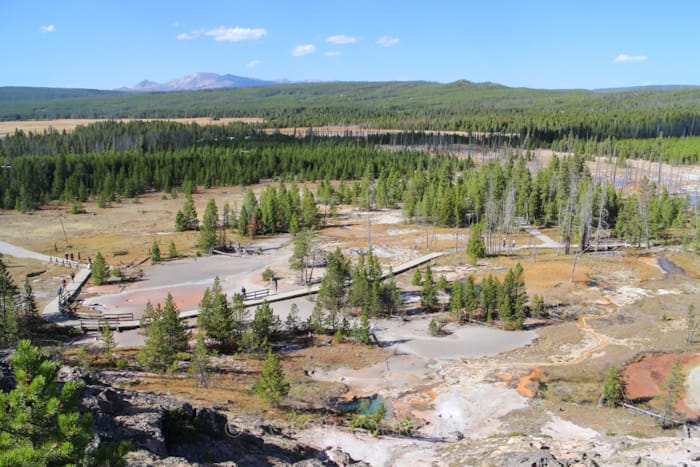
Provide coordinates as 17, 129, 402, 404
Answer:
197, 277, 235, 351
253, 348, 289, 405
357, 310, 372, 345
463, 275, 478, 321
0, 340, 95, 466
411, 268, 422, 286
239, 189, 258, 237
230, 292, 249, 340
150, 240, 161, 264
436, 275, 448, 291
317, 248, 351, 317
511, 263, 528, 311
237, 205, 249, 237
0, 259, 20, 348
91, 252, 108, 286
0, 303, 19, 349
174, 210, 185, 232
247, 301, 279, 352
222, 201, 235, 233
378, 268, 402, 317
198, 198, 218, 253
499, 294, 515, 329
657, 358, 686, 428
308, 303, 326, 335
179, 193, 199, 231
259, 185, 278, 234
364, 252, 383, 316
101, 322, 116, 359
189, 334, 212, 388
450, 279, 465, 321
348, 255, 370, 314
300, 186, 319, 229
0, 257, 19, 319
21, 276, 38, 319
467, 220, 486, 265
285, 303, 300, 331
480, 275, 500, 322
602, 365, 623, 407
420, 265, 437, 311
138, 294, 189, 373
168, 240, 178, 258
530, 294, 546, 318
289, 230, 317, 285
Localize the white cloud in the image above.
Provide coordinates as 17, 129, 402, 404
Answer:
246, 59, 261, 68
292, 44, 316, 56
205, 26, 267, 42
326, 34, 357, 45
614, 53, 648, 63
325, 51, 341, 57
377, 35, 399, 47
177, 29, 203, 40
177, 26, 267, 42
39, 24, 55, 33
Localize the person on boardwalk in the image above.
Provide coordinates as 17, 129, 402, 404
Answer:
241, 286, 246, 300
70, 272, 75, 282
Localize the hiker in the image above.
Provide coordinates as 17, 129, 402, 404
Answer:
241, 286, 246, 300
57, 286, 62, 297
61, 277, 67, 289
70, 253, 74, 261
70, 272, 75, 282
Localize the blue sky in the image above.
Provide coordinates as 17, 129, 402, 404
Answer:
3, 0, 699, 90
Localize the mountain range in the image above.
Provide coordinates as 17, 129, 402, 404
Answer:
118, 72, 277, 92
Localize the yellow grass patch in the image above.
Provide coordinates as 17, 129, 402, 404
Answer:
0, 117, 265, 137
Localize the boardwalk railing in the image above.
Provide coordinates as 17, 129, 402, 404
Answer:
244, 288, 269, 301
78, 313, 135, 332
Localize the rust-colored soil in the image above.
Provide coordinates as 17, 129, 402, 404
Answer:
622, 352, 700, 417
516, 367, 544, 398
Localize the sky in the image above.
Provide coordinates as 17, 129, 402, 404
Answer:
3, 0, 699, 90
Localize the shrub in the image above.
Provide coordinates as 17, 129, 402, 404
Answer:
262, 267, 275, 282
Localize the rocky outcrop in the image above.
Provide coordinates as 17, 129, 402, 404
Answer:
0, 350, 14, 392
1, 359, 364, 466
63, 369, 361, 466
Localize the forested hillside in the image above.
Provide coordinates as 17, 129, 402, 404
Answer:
2, 81, 700, 142
1, 120, 694, 253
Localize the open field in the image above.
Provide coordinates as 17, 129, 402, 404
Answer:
2, 185, 700, 465
0, 117, 264, 137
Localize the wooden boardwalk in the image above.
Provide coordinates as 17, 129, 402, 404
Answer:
42, 251, 445, 331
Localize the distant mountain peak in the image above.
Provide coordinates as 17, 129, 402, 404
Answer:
121, 72, 275, 92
